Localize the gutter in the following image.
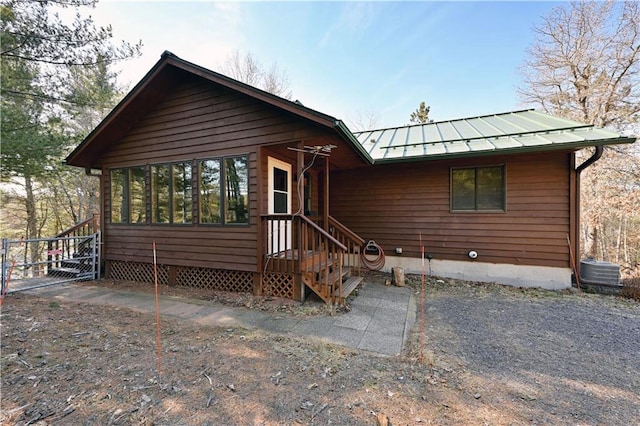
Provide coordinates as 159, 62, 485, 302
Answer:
333, 120, 374, 164
85, 167, 102, 177
573, 145, 604, 283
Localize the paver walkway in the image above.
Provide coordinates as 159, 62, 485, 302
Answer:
26, 280, 416, 356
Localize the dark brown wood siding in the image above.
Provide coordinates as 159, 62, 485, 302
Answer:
330, 152, 572, 268
100, 74, 334, 272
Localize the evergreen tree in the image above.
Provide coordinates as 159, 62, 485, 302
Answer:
409, 101, 433, 124
1, 0, 140, 266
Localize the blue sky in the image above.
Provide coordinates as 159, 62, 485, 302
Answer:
91, 1, 562, 130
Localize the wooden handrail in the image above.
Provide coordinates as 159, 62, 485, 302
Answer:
261, 215, 347, 252
328, 215, 365, 246
56, 214, 100, 238
327, 215, 364, 277
299, 215, 348, 251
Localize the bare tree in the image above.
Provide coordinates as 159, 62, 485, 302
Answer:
519, 1, 640, 128
219, 50, 292, 99
518, 0, 640, 274
346, 107, 381, 132
262, 62, 292, 100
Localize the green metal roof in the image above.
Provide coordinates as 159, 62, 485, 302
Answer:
353, 109, 636, 163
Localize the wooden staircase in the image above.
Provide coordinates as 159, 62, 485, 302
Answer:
47, 215, 100, 280
48, 237, 96, 280
300, 252, 363, 304
262, 215, 365, 304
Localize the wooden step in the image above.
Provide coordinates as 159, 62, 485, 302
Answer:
338, 276, 364, 299
303, 258, 334, 274
314, 266, 351, 284
302, 267, 350, 303
300, 275, 332, 304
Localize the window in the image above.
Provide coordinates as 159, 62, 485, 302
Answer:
199, 159, 221, 223
199, 155, 249, 225
272, 167, 288, 214
225, 157, 249, 224
129, 167, 147, 223
173, 163, 193, 224
451, 165, 505, 211
151, 162, 193, 224
110, 169, 126, 223
110, 167, 146, 223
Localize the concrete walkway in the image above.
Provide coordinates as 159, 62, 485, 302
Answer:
26, 281, 416, 356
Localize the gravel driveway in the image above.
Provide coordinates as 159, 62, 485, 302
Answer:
421, 282, 640, 425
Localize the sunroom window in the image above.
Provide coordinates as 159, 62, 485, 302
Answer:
110, 167, 146, 224
199, 155, 249, 225
151, 162, 193, 224
199, 159, 221, 224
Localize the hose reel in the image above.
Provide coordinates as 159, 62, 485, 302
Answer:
361, 240, 385, 271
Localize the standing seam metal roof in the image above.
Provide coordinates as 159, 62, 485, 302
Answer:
353, 109, 636, 163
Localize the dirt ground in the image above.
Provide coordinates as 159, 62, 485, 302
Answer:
1, 274, 639, 425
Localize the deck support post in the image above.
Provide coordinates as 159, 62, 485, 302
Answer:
168, 266, 177, 286
293, 274, 304, 302
324, 156, 330, 231
252, 272, 263, 296
297, 141, 304, 215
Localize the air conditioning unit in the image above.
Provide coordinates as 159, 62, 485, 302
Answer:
580, 259, 621, 286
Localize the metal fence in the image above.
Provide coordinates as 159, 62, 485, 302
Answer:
1, 232, 101, 294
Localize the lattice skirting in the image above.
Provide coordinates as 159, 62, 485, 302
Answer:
262, 273, 294, 299
109, 260, 169, 285
175, 266, 252, 292
107, 261, 253, 293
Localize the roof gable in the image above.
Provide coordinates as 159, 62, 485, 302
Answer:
65, 51, 370, 168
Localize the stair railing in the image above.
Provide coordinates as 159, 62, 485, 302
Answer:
48, 214, 100, 273
328, 216, 364, 276
299, 215, 346, 301
55, 213, 100, 239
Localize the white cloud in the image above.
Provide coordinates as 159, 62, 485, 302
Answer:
318, 2, 377, 48
90, 1, 250, 89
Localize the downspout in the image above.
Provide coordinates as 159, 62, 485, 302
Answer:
573, 145, 604, 281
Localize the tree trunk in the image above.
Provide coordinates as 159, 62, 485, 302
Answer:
598, 224, 606, 261
24, 174, 40, 276
623, 218, 629, 266
582, 220, 598, 259
615, 217, 622, 263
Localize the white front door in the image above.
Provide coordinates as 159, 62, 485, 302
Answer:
267, 157, 292, 254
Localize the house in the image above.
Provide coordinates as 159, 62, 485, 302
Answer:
65, 51, 636, 302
